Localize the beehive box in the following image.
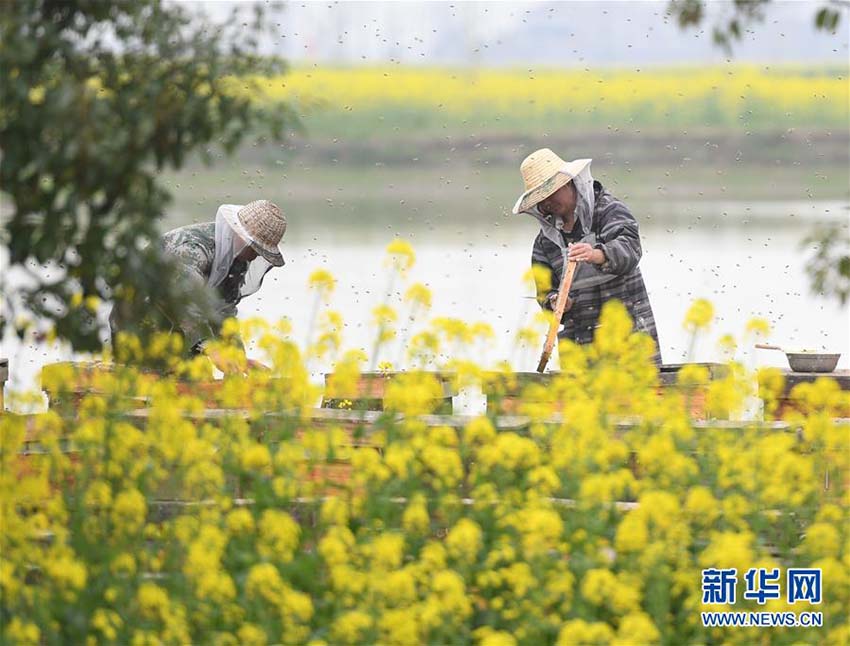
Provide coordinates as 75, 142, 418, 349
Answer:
322, 371, 457, 413
483, 364, 728, 418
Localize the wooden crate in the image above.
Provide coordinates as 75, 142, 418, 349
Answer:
42, 361, 154, 413
42, 361, 294, 413
657, 362, 729, 419
13, 408, 380, 501
12, 409, 844, 509
773, 370, 850, 418
322, 371, 457, 413
482, 364, 728, 419
7, 413, 79, 488
482, 371, 554, 415
173, 376, 293, 409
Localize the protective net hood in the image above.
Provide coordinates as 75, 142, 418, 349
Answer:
208, 205, 274, 300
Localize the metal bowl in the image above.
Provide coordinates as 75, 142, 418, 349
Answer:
785, 352, 841, 373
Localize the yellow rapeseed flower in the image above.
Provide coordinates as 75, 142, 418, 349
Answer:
683, 298, 715, 331
84, 295, 101, 312
421, 444, 463, 488
432, 316, 472, 345
83, 480, 113, 509
510, 507, 564, 557
384, 371, 445, 415
110, 552, 137, 577
617, 612, 661, 645
477, 432, 541, 472
699, 531, 756, 575
615, 510, 649, 553
408, 330, 441, 364
308, 268, 337, 296
320, 497, 350, 526
684, 486, 720, 527
557, 619, 614, 646
581, 568, 617, 606
370, 532, 405, 571
372, 304, 398, 326
422, 570, 472, 623
331, 610, 374, 645
241, 443, 272, 474
464, 416, 496, 445
257, 510, 300, 561
378, 606, 421, 645
745, 316, 771, 337
220, 317, 241, 339
325, 348, 368, 399
523, 264, 552, 295
385, 238, 416, 272
717, 333, 737, 356
136, 582, 170, 619
402, 493, 430, 535
404, 282, 433, 310
474, 627, 518, 646
237, 624, 269, 646
802, 522, 841, 559
226, 507, 255, 535
470, 321, 495, 341
446, 518, 483, 564
111, 489, 147, 537
757, 366, 785, 418
318, 526, 356, 567
91, 609, 122, 642
4, 618, 41, 645
246, 562, 284, 602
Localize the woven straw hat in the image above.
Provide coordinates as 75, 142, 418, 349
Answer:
512, 148, 591, 214
222, 200, 286, 266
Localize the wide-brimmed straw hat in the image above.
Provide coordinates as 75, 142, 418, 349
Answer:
222, 200, 286, 266
512, 148, 591, 214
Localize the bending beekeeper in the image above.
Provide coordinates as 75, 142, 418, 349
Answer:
110, 200, 286, 372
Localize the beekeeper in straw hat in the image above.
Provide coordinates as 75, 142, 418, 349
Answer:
513, 148, 661, 365
110, 200, 286, 371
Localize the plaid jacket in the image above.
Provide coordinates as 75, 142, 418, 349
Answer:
108, 222, 246, 352
531, 181, 661, 364
161, 222, 248, 350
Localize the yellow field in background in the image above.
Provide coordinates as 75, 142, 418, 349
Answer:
251, 65, 848, 130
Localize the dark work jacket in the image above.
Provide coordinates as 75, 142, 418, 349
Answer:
531, 181, 661, 365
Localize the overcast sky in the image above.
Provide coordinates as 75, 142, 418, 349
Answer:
184, 0, 849, 67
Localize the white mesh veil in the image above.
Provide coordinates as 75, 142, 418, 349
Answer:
523, 162, 616, 291
209, 205, 274, 300
523, 162, 596, 255
569, 163, 596, 236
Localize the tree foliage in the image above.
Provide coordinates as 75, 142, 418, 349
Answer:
804, 225, 850, 306
0, 0, 297, 350
668, 0, 846, 53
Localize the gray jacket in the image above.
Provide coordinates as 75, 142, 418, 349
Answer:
161, 222, 248, 350
531, 181, 661, 365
